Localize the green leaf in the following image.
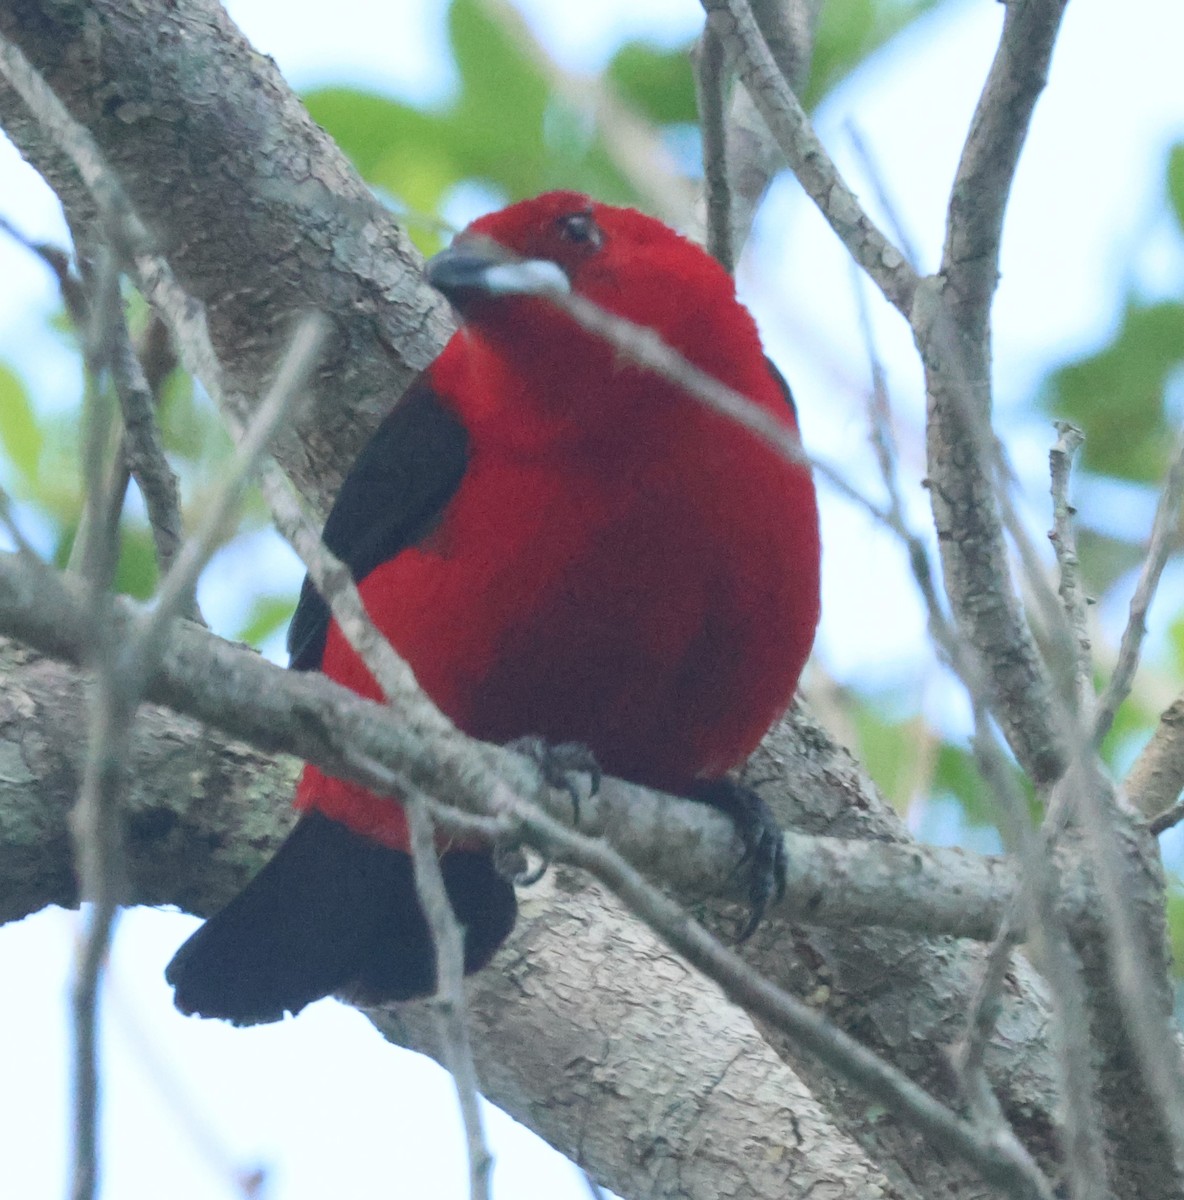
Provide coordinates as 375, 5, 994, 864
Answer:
307, 21, 638, 223
0, 363, 43, 487
605, 41, 697, 126
113, 525, 160, 599
849, 701, 914, 811
807, 0, 948, 110
51, 521, 160, 600
447, 0, 634, 202
1166, 886, 1184, 979
157, 371, 233, 469
304, 88, 459, 243
1167, 143, 1184, 235
1044, 299, 1184, 482
1170, 612, 1184, 678
931, 740, 1035, 834
236, 592, 297, 647
1076, 523, 1152, 599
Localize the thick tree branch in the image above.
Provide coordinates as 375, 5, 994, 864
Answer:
0, 554, 1014, 942
0, 635, 913, 1200
0, 0, 453, 512
921, 0, 1070, 786
0, 1, 1082, 1192
1, 626, 1061, 1198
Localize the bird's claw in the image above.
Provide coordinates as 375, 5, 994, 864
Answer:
690, 778, 787, 941
508, 735, 601, 826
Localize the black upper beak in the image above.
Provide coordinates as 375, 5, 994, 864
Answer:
426, 240, 570, 307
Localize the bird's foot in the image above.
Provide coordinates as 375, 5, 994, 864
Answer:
507, 735, 601, 826
689, 778, 787, 941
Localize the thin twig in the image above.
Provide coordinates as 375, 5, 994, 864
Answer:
0, 484, 42, 562
1067, 753, 1184, 1163
941, 0, 1067, 331
699, 0, 919, 316
1148, 792, 1184, 836
0, 213, 89, 322
68, 245, 135, 1200
1048, 421, 1093, 713
67, 249, 127, 584
844, 122, 922, 271
476, 0, 695, 228
554, 289, 874, 508
108, 307, 189, 594
849, 265, 953, 651
128, 314, 327, 684
399, 774, 494, 1200
580, 1171, 609, 1200
106, 974, 265, 1198
1093, 426, 1184, 743
0, 34, 152, 264
953, 910, 1021, 1130
0, 216, 190, 614
69, 687, 126, 1200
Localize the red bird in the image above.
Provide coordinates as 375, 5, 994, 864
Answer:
166, 192, 821, 1024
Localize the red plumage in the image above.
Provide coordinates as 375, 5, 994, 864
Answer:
167, 192, 820, 1024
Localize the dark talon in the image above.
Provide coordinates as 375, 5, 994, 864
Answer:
689, 778, 787, 941
508, 735, 601, 825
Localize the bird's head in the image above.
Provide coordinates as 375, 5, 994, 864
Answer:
426, 192, 791, 445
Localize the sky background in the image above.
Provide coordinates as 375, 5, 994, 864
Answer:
2, 0, 1184, 1196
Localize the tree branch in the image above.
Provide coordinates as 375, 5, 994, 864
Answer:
0, 633, 916, 1200
699, 0, 918, 316
0, 0, 453, 512
0, 552, 1017, 942
0, 2, 1077, 1191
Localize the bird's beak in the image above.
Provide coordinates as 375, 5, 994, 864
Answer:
426, 238, 571, 306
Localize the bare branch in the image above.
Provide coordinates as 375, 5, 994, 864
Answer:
943, 0, 1069, 331
970, 712, 1110, 1200
1131, 695, 1184, 823
403, 783, 494, 1200
1094, 427, 1184, 743
1048, 422, 1093, 713
108, 308, 188, 591
0, 543, 1020, 943
699, 0, 919, 315
129, 314, 327, 680
487, 792, 1056, 1200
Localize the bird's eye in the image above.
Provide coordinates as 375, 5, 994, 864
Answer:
556, 210, 602, 249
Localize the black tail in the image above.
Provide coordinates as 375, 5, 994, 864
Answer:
165, 811, 517, 1026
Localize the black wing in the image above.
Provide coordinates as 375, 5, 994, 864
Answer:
765, 356, 799, 421
286, 374, 470, 672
